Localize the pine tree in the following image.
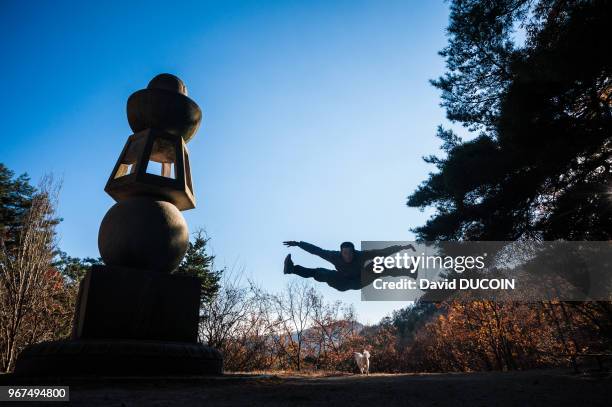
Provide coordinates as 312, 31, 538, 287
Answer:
409, 0, 612, 241
407, 0, 612, 352
0, 163, 36, 250
174, 229, 222, 303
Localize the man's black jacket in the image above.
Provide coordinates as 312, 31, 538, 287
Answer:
296, 241, 411, 278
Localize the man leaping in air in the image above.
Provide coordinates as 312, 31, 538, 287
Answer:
283, 241, 417, 291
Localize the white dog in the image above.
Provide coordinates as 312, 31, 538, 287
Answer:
354, 350, 370, 375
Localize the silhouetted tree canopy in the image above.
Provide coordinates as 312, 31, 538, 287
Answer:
390, 302, 438, 344
409, 0, 612, 241
175, 229, 222, 303
54, 252, 102, 284
0, 163, 36, 250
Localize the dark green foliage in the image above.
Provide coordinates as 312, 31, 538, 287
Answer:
174, 230, 222, 303
0, 163, 81, 281
54, 252, 103, 285
0, 163, 36, 249
391, 302, 438, 344
432, 0, 529, 130
409, 0, 612, 242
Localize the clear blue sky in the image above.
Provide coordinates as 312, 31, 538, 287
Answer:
1, 0, 453, 324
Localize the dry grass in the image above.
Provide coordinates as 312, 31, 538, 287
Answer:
225, 369, 353, 378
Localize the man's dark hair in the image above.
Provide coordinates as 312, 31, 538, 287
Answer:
340, 241, 355, 251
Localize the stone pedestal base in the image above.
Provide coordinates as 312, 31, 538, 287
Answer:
74, 265, 201, 342
14, 340, 222, 376
14, 265, 223, 376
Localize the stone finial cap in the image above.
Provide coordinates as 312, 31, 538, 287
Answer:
148, 73, 188, 96
127, 74, 201, 142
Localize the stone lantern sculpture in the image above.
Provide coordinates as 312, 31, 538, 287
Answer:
98, 73, 198, 273
15, 74, 223, 376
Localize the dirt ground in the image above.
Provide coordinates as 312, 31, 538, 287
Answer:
2, 369, 611, 406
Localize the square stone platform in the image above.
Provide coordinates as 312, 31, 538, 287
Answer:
73, 265, 201, 343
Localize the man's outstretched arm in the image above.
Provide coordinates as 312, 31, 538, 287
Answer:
362, 244, 416, 261
283, 241, 337, 263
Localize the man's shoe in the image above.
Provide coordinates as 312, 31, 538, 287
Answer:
284, 254, 294, 274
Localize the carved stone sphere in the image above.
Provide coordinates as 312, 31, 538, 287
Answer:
98, 198, 189, 273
